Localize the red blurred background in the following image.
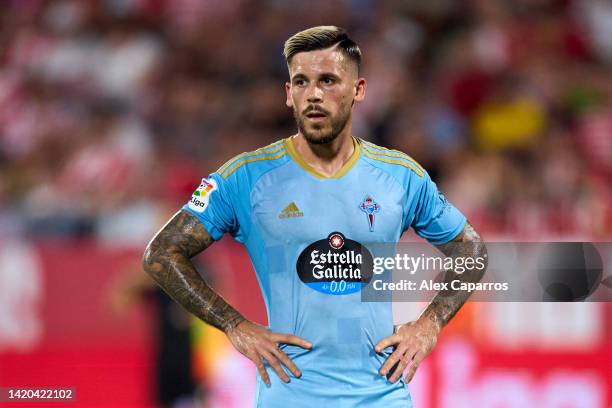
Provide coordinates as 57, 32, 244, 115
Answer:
0, 0, 610, 407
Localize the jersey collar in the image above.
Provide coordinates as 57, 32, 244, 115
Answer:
283, 135, 362, 179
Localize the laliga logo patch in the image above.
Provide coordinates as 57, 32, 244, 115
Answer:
296, 232, 374, 295
188, 178, 217, 213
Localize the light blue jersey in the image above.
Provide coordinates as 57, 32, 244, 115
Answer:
183, 136, 466, 407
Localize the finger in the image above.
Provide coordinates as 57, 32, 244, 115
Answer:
270, 347, 302, 378
253, 354, 271, 387
271, 333, 313, 349
388, 350, 415, 383
261, 349, 291, 384
379, 345, 407, 376
375, 334, 401, 353
405, 354, 423, 383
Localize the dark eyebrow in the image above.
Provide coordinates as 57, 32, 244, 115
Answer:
291, 73, 308, 82
291, 72, 340, 82
321, 72, 340, 80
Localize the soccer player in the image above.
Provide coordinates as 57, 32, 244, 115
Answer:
143, 26, 487, 407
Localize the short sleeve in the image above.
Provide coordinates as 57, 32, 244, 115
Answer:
182, 173, 238, 241
408, 172, 466, 244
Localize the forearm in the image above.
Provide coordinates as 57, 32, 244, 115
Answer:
143, 249, 245, 332
420, 223, 487, 330
142, 210, 245, 333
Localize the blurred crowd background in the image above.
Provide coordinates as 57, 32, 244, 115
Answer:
1, 0, 611, 242
1, 1, 611, 407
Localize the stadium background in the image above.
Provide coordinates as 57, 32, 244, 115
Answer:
0, 0, 610, 407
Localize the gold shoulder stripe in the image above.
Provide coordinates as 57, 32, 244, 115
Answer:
362, 149, 424, 177
217, 139, 284, 174
221, 150, 287, 179
216, 139, 285, 175
361, 141, 425, 172
362, 141, 424, 172
362, 143, 422, 168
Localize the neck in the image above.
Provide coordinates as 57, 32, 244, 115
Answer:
293, 127, 355, 177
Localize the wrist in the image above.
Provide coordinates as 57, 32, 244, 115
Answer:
419, 309, 443, 335
223, 314, 247, 334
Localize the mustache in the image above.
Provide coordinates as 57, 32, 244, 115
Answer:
302, 106, 330, 116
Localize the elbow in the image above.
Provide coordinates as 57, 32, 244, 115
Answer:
476, 242, 488, 280
464, 228, 488, 280
142, 239, 186, 281
142, 241, 161, 279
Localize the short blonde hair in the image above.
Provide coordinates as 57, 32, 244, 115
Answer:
283, 26, 362, 72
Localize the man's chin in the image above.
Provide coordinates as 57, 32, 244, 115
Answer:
303, 130, 338, 145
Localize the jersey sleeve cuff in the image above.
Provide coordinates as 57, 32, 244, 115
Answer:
181, 205, 224, 241
427, 215, 467, 245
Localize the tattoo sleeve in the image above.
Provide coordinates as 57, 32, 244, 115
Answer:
142, 210, 245, 333
421, 222, 488, 330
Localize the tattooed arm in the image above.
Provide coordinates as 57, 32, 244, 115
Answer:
142, 209, 245, 332
422, 222, 487, 330
142, 209, 312, 386
375, 222, 487, 383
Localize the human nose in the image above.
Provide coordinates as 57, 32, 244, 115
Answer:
306, 83, 323, 103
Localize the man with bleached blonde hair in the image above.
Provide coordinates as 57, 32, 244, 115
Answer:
144, 25, 486, 407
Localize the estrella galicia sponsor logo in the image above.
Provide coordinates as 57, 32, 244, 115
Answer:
188, 178, 217, 213
296, 232, 374, 295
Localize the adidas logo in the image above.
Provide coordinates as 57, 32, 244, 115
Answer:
279, 202, 304, 219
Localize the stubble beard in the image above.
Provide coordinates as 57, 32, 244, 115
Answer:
294, 107, 351, 145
